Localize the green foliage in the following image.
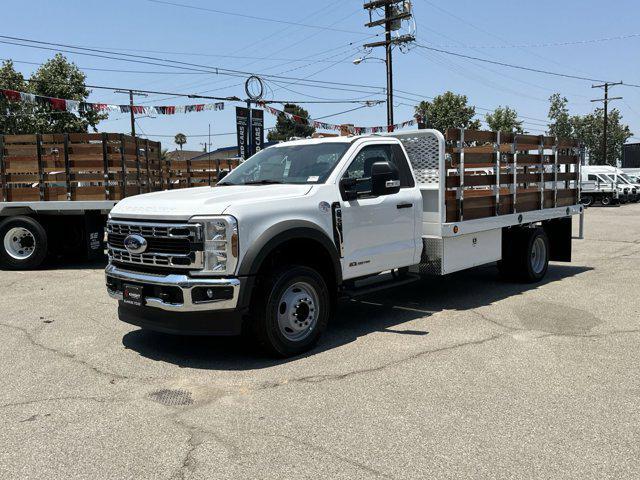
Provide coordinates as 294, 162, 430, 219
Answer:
0, 60, 28, 134
174, 133, 187, 150
0, 54, 106, 134
267, 104, 315, 142
545, 92, 633, 165
414, 91, 481, 133
571, 108, 632, 166
484, 106, 523, 133
547, 93, 572, 139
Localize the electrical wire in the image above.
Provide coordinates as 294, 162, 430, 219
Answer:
146, 0, 370, 35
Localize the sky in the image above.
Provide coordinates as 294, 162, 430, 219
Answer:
1, 0, 639, 151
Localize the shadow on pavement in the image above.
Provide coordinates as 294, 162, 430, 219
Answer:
122, 263, 592, 370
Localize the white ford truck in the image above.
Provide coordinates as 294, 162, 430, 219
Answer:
106, 129, 583, 356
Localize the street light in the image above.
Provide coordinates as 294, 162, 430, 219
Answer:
352, 57, 386, 65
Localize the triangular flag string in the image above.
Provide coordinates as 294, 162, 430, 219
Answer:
0, 89, 225, 116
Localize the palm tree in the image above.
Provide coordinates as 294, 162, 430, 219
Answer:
174, 133, 187, 151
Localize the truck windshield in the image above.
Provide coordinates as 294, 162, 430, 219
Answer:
219, 143, 350, 186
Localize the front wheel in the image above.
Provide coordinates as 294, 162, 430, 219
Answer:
601, 195, 612, 206
0, 216, 48, 270
252, 265, 330, 357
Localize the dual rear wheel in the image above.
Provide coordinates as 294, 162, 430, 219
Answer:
0, 216, 48, 270
498, 227, 550, 283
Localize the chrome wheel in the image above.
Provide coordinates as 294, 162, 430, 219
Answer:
277, 281, 319, 342
3, 227, 36, 260
530, 236, 547, 275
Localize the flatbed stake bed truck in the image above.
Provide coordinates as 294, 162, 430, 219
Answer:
105, 129, 584, 357
0, 133, 237, 269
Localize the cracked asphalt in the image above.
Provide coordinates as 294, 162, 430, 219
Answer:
1, 204, 639, 479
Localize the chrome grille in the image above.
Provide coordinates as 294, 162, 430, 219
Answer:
107, 220, 203, 271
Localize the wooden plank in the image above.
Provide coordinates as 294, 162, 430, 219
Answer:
2, 134, 38, 144
36, 134, 45, 201
63, 134, 71, 200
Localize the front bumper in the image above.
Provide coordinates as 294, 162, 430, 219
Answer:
105, 264, 241, 312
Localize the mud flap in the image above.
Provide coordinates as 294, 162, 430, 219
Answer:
543, 217, 572, 262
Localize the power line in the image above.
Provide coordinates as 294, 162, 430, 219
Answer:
424, 32, 640, 50
146, 0, 370, 35
0, 35, 390, 93
415, 43, 608, 83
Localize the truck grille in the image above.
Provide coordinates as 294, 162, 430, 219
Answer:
107, 220, 204, 271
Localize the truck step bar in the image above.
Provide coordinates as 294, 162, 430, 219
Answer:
341, 272, 420, 300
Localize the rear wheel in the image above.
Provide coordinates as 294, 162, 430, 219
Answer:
0, 216, 48, 270
251, 265, 330, 357
498, 227, 549, 283
518, 228, 549, 283
580, 195, 593, 207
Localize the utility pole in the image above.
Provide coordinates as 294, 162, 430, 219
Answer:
363, 0, 414, 131
115, 89, 149, 137
128, 90, 136, 138
591, 81, 623, 165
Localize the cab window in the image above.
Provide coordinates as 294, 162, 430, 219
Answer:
342, 143, 415, 193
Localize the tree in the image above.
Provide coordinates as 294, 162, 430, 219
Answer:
267, 104, 315, 142
0, 60, 29, 134
485, 106, 523, 133
174, 133, 187, 150
27, 54, 106, 133
1, 55, 105, 134
547, 93, 572, 139
571, 108, 632, 165
414, 91, 481, 133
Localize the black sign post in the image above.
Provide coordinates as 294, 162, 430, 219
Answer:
251, 109, 264, 155
235, 106, 249, 160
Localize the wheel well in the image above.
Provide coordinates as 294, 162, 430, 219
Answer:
257, 237, 339, 292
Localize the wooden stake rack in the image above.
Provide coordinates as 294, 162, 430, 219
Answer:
0, 133, 240, 203
444, 128, 581, 223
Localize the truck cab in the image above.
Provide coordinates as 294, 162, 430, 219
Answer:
106, 130, 582, 357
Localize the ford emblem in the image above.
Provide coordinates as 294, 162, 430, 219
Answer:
123, 234, 148, 254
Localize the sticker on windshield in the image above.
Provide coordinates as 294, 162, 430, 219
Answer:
307, 176, 320, 182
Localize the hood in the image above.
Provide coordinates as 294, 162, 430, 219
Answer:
110, 184, 313, 220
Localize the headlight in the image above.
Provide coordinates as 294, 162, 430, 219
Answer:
190, 215, 238, 275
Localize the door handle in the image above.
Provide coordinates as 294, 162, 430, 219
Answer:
397, 203, 413, 209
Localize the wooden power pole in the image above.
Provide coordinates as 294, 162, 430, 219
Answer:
363, 0, 414, 131
591, 81, 623, 165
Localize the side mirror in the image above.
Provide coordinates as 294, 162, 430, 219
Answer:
218, 171, 228, 181
339, 177, 358, 201
371, 161, 400, 196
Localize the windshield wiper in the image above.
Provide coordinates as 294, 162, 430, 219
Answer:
242, 180, 284, 185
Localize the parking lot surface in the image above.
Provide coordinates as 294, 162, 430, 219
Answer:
1, 204, 639, 479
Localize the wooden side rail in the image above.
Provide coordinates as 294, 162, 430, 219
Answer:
444, 128, 581, 222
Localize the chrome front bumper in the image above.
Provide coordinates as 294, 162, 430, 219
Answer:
105, 264, 240, 312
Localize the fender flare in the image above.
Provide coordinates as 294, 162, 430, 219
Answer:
238, 220, 342, 285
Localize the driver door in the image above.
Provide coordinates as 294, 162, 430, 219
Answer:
339, 143, 420, 279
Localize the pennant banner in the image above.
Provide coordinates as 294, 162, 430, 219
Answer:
0, 89, 224, 116
258, 102, 421, 134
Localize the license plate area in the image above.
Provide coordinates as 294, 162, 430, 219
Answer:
123, 284, 145, 307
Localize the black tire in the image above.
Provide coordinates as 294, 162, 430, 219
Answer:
251, 265, 330, 358
580, 195, 593, 207
601, 195, 612, 206
0, 216, 48, 270
516, 227, 549, 283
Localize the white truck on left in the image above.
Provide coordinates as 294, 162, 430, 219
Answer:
0, 133, 166, 269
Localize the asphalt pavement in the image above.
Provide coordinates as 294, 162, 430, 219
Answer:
1, 204, 639, 479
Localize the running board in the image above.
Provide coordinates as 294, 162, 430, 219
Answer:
341, 273, 420, 300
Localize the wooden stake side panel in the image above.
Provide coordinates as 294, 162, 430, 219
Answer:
0, 133, 165, 202
168, 158, 241, 189
444, 129, 581, 223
